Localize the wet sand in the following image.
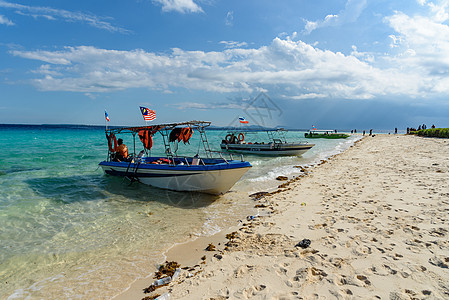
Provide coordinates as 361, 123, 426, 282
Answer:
115, 134, 449, 299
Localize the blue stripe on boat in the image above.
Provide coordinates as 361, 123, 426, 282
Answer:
99, 160, 251, 171
104, 169, 201, 177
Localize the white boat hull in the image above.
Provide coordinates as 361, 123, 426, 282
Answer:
99, 159, 251, 195
220, 143, 314, 156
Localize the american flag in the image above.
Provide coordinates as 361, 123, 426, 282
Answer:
140, 106, 156, 121
239, 117, 249, 124
105, 110, 110, 122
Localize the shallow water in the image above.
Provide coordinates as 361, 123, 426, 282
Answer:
0, 125, 360, 299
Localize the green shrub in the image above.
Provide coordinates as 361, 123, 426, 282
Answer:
416, 128, 449, 138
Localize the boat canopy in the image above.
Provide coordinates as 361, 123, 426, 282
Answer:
224, 128, 296, 145
106, 120, 211, 134
105, 120, 219, 162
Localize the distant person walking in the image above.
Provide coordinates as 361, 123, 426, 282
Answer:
395, 128, 398, 134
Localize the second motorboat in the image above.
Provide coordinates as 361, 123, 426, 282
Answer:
220, 129, 314, 156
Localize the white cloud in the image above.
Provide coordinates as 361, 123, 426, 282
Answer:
384, 9, 449, 78
303, 0, 367, 34
225, 11, 233, 26
153, 0, 203, 13
170, 102, 244, 110
286, 93, 327, 100
418, 0, 449, 22
219, 40, 248, 49
350, 45, 374, 63
0, 14, 14, 25
9, 37, 429, 99
0, 0, 129, 33
31, 64, 63, 76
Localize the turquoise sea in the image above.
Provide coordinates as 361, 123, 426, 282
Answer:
0, 124, 360, 299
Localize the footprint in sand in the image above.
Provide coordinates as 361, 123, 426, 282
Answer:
234, 265, 255, 278
428, 256, 449, 269
429, 227, 448, 237
335, 274, 368, 287
274, 263, 288, 276
209, 296, 228, 300
352, 245, 372, 256
329, 288, 354, 299
356, 274, 372, 286
367, 264, 395, 276
294, 267, 327, 283
238, 284, 267, 298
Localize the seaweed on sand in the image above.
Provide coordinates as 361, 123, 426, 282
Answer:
154, 261, 181, 279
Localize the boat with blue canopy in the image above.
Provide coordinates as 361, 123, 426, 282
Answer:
99, 121, 251, 194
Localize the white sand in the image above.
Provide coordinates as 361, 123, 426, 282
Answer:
116, 134, 449, 299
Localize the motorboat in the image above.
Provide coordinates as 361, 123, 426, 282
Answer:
99, 121, 251, 195
305, 129, 350, 139
220, 129, 314, 156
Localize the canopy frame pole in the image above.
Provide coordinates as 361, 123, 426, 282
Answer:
132, 132, 136, 157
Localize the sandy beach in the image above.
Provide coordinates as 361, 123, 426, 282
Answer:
116, 134, 449, 300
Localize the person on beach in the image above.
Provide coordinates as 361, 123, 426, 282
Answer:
115, 139, 129, 162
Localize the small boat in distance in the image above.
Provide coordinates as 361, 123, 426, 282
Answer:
220, 129, 314, 156
99, 121, 251, 195
305, 129, 350, 139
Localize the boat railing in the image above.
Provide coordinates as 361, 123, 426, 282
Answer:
208, 150, 245, 164
105, 121, 248, 166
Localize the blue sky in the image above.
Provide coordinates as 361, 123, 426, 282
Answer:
1, 0, 449, 129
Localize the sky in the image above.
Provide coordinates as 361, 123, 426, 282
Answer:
1, 0, 449, 129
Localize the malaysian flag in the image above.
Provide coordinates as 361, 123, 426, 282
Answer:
239, 117, 249, 124
105, 110, 110, 122
140, 106, 156, 121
